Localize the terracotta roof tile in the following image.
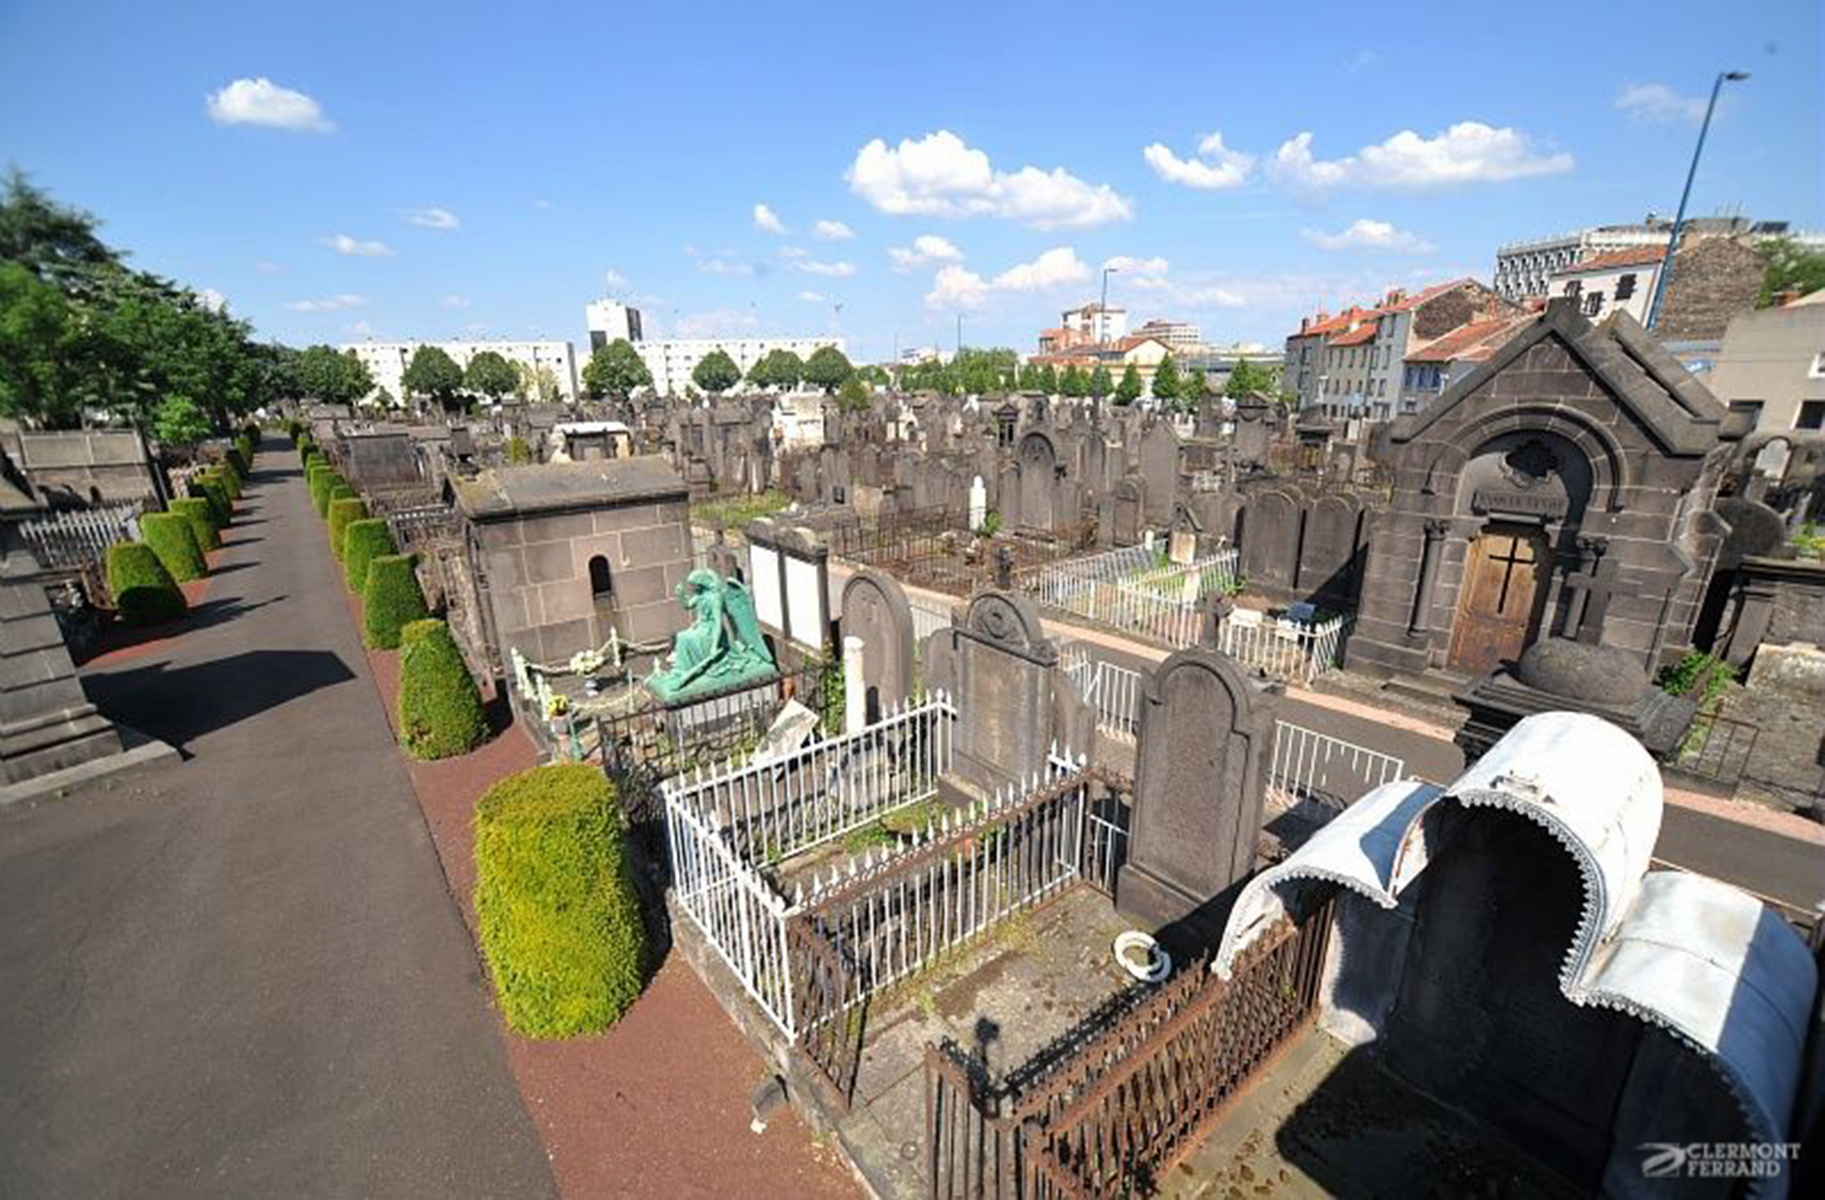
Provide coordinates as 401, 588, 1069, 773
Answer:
1551, 247, 1666, 275
1406, 315, 1533, 364
1328, 321, 1381, 347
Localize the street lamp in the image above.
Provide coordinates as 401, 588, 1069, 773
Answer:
1644, 70, 1749, 330
1100, 266, 1119, 342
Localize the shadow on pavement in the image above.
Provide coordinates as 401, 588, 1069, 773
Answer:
84, 648, 356, 753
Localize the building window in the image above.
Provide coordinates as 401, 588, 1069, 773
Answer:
1565, 280, 1582, 300
1798, 401, 1825, 431
1584, 291, 1604, 316
1615, 273, 1637, 301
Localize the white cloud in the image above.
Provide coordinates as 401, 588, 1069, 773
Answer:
406, 206, 460, 230
798, 290, 826, 303
322, 233, 395, 257
1615, 82, 1709, 123
204, 77, 334, 132
848, 130, 1132, 229
924, 247, 1089, 311
1269, 123, 1573, 193
753, 203, 788, 234
697, 257, 755, 276
889, 234, 965, 272
439, 294, 471, 309
813, 219, 855, 241
1142, 131, 1254, 190
196, 288, 227, 312
286, 293, 366, 312
604, 268, 628, 287
792, 256, 857, 278
1104, 255, 1170, 276
676, 309, 761, 338
1302, 218, 1436, 253
254, 259, 282, 274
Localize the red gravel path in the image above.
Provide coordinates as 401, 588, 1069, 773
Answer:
347, 592, 859, 1200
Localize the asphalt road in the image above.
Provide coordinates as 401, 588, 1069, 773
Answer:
0, 445, 556, 1199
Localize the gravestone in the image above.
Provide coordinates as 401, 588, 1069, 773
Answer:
1112, 478, 1144, 547
1117, 648, 1276, 930
1167, 502, 1202, 567
840, 568, 917, 715
1297, 494, 1363, 607
1241, 489, 1302, 589
938, 590, 1070, 799
1139, 422, 1180, 528
1015, 431, 1059, 535
968, 474, 986, 532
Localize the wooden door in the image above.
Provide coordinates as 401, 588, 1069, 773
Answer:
1448, 526, 1547, 674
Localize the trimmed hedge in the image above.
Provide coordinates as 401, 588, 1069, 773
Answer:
107, 541, 187, 626
191, 473, 232, 526
170, 496, 220, 551
140, 512, 206, 582
341, 518, 395, 592
306, 463, 335, 514
214, 457, 242, 500
398, 619, 488, 760
474, 764, 647, 1037
312, 471, 348, 518
327, 496, 368, 560
362, 554, 429, 648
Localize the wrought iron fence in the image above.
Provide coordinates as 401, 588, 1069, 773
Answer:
1665, 708, 1761, 786
1266, 719, 1408, 819
1059, 650, 1145, 745
827, 505, 1091, 599
1018, 545, 1239, 650
1214, 608, 1352, 685
925, 897, 1337, 1199
17, 503, 141, 570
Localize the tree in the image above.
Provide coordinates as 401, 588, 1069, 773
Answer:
691, 348, 741, 395
752, 348, 804, 392
1151, 355, 1180, 405
464, 350, 519, 403
1059, 364, 1088, 398
297, 344, 374, 406
1178, 366, 1207, 413
402, 345, 464, 411
1225, 357, 1279, 400
1090, 364, 1113, 400
582, 338, 652, 400
802, 345, 854, 393
1113, 363, 1143, 406
371, 384, 396, 408
152, 395, 212, 447
1023, 362, 1058, 394
0, 261, 84, 427
1759, 237, 1825, 307
837, 375, 872, 413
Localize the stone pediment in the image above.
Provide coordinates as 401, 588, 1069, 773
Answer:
1389, 303, 1728, 459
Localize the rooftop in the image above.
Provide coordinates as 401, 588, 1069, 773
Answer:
452, 455, 685, 519
1406, 315, 1533, 364
1551, 246, 1667, 276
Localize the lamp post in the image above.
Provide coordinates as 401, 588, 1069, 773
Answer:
1644, 70, 1749, 331
1099, 266, 1119, 342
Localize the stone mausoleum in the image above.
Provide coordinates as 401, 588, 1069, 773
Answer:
1349, 302, 1738, 681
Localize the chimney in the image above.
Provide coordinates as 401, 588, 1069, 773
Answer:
1300, 316, 1310, 334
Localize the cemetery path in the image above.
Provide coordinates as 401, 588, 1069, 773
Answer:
0, 444, 558, 1199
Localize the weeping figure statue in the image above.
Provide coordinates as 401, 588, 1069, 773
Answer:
648, 569, 778, 701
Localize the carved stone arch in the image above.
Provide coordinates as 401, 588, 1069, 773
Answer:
1445, 406, 1630, 513
960, 590, 1057, 666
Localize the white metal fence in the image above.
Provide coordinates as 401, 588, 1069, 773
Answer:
1018, 544, 1238, 649
1266, 719, 1406, 820
910, 597, 951, 645
18, 503, 142, 570
1060, 648, 1146, 745
1214, 609, 1352, 685
663, 693, 955, 868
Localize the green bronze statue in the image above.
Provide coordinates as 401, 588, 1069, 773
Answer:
648, 569, 778, 701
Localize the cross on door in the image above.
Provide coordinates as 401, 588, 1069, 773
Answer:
1485, 535, 1539, 616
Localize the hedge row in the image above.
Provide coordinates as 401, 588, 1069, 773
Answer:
474, 764, 648, 1037
107, 541, 186, 626
342, 518, 395, 593
363, 554, 429, 649
327, 496, 369, 560
140, 512, 205, 583
169, 496, 220, 551
398, 619, 487, 760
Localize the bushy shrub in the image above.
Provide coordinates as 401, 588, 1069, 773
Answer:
140, 512, 206, 582
397, 619, 488, 760
474, 764, 647, 1036
362, 554, 429, 648
191, 472, 232, 525
225, 446, 248, 480
307, 464, 344, 516
107, 541, 187, 626
327, 496, 368, 560
169, 496, 220, 551
341, 518, 396, 593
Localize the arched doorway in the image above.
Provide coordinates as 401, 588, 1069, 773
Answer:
587, 555, 617, 641
1448, 524, 1549, 674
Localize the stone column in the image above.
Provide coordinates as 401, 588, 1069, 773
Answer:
842, 635, 866, 734
1408, 518, 1450, 637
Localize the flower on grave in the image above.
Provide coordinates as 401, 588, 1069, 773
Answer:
569, 648, 605, 676
544, 693, 570, 720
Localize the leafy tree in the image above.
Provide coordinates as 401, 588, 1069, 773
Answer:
749, 348, 803, 392
1178, 366, 1207, 413
0, 261, 84, 427
152, 395, 212, 446
1225, 357, 1279, 400
582, 338, 652, 399
1151, 354, 1180, 404
464, 350, 519, 403
371, 384, 395, 408
690, 348, 741, 395
1023, 362, 1058, 393
1759, 237, 1825, 307
1090, 364, 1114, 400
1059, 364, 1088, 398
855, 363, 891, 387
837, 375, 872, 413
1113, 363, 1143, 406
297, 344, 374, 406
530, 365, 562, 403
802, 345, 854, 393
402, 345, 464, 411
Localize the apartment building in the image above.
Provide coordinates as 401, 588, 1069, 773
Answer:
636, 337, 845, 397
341, 339, 578, 403
1493, 213, 1808, 301
584, 300, 643, 350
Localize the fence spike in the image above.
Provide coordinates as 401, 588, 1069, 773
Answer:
795, 882, 805, 905
926, 817, 936, 842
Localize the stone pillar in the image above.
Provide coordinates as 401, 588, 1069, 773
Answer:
1408, 518, 1449, 637
968, 475, 986, 532
842, 635, 866, 734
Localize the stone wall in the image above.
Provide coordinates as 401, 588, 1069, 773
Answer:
1657, 237, 1767, 343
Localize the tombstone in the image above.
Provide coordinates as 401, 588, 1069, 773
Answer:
1112, 477, 1145, 547
1296, 494, 1364, 607
1241, 489, 1302, 590
1753, 437, 1792, 482
1167, 502, 1202, 566
1138, 422, 1180, 528
997, 463, 1021, 529
939, 591, 1064, 799
840, 568, 917, 719
1116, 648, 1276, 931
1015, 430, 1060, 535
967, 474, 987, 532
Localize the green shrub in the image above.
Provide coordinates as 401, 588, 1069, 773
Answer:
316, 473, 348, 517
327, 496, 368, 560
225, 446, 248, 479
363, 554, 429, 648
191, 473, 232, 525
107, 541, 187, 626
140, 512, 206, 582
307, 464, 342, 515
397, 620, 488, 760
169, 496, 220, 551
212, 456, 242, 499
474, 764, 647, 1037
342, 518, 396, 593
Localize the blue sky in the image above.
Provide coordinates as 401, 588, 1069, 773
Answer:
2, 0, 1818, 362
